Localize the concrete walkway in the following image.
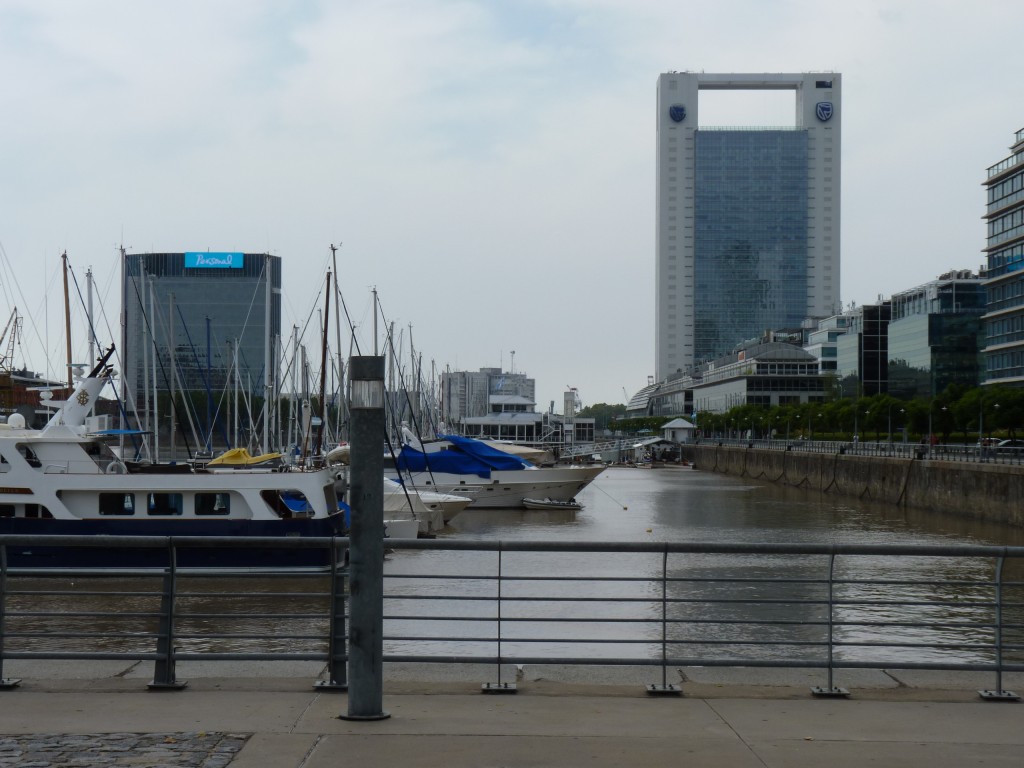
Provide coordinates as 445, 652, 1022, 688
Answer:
1, 661, 1022, 767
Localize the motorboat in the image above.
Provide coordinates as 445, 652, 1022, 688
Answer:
387, 429, 605, 509
521, 497, 582, 511
326, 455, 471, 531
0, 348, 347, 571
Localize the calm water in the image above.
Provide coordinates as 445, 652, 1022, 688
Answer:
444, 465, 1024, 546
381, 466, 1024, 664
9, 466, 1024, 665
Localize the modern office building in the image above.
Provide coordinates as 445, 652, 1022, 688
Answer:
804, 314, 850, 375
836, 302, 890, 398
655, 72, 841, 380
888, 271, 986, 399
983, 127, 1024, 386
122, 252, 281, 448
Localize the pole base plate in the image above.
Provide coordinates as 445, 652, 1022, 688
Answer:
811, 686, 850, 698
482, 682, 517, 694
646, 684, 682, 696
979, 689, 1020, 701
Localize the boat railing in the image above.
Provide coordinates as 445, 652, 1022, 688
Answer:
1, 536, 1022, 699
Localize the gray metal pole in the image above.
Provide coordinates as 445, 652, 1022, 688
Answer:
340, 355, 390, 721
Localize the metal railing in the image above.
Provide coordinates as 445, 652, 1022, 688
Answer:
699, 437, 1024, 465
1, 535, 1022, 698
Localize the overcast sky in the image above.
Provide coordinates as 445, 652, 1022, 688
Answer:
2, 1, 1022, 411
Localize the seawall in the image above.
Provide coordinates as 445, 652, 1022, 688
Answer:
680, 444, 1024, 528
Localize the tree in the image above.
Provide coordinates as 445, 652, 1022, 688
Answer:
577, 402, 627, 431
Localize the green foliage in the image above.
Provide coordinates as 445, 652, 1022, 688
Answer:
612, 384, 1024, 443
577, 402, 627, 430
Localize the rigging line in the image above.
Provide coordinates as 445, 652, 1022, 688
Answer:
0, 242, 60, 375
173, 303, 228, 455
64, 264, 142, 449
124, 260, 202, 458
333, 278, 361, 357
378, 309, 440, 491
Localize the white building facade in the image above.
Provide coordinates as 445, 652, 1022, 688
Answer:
655, 72, 842, 380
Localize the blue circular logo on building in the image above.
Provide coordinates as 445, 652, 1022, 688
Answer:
669, 104, 686, 123
815, 102, 834, 122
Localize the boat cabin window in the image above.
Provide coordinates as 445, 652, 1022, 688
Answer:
85, 441, 123, 472
147, 493, 183, 516
16, 444, 41, 467
261, 489, 313, 519
0, 453, 9, 473
99, 493, 135, 516
195, 492, 230, 516
0, 504, 14, 518
24, 504, 53, 518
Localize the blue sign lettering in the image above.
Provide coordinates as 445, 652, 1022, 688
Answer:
184, 252, 244, 269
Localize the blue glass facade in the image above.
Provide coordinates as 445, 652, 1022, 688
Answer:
693, 130, 809, 362
123, 252, 282, 398
984, 128, 1024, 385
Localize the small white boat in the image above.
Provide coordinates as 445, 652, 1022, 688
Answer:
388, 429, 605, 509
521, 497, 582, 511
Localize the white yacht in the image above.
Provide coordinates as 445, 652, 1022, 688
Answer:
0, 348, 346, 570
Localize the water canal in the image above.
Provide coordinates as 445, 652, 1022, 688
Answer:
384, 465, 1024, 664
7, 465, 1024, 668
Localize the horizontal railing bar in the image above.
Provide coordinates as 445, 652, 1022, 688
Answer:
5, 534, 1024, 558
5, 611, 161, 619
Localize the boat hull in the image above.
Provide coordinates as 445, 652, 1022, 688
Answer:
392, 465, 605, 509
0, 516, 348, 571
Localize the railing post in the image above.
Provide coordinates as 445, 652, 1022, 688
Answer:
317, 537, 349, 691
340, 356, 390, 720
483, 542, 515, 693
149, 540, 186, 690
979, 555, 1020, 701
812, 553, 848, 697
647, 545, 680, 695
0, 544, 21, 689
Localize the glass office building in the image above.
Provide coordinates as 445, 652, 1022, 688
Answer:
121, 252, 282, 443
983, 127, 1024, 385
655, 72, 841, 381
836, 303, 890, 398
694, 130, 809, 362
888, 272, 985, 399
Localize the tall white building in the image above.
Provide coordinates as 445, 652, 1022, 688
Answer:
655, 72, 842, 381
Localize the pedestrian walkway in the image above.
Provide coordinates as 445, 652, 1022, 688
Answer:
1, 661, 1022, 767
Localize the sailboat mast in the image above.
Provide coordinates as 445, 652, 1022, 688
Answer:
62, 252, 72, 388
263, 253, 272, 454
315, 270, 331, 455
86, 267, 95, 365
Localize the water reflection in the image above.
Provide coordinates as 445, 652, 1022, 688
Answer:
5, 467, 1023, 665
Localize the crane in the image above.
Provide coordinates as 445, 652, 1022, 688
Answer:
0, 307, 21, 372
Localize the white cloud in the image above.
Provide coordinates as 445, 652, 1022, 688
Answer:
1, 1, 1022, 406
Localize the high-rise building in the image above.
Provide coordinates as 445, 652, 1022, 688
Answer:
982, 127, 1024, 386
121, 252, 281, 449
655, 72, 841, 381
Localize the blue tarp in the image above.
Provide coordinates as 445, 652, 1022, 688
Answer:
394, 434, 532, 478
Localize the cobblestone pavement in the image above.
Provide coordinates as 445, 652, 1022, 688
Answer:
0, 732, 250, 767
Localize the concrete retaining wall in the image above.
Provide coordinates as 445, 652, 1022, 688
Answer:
681, 445, 1024, 528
